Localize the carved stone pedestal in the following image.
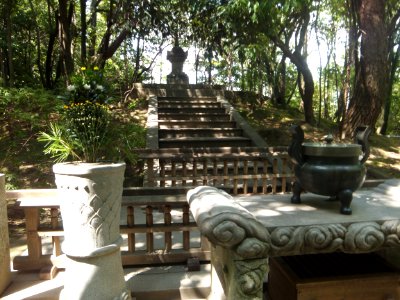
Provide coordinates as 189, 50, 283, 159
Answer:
0, 174, 11, 295
53, 162, 131, 300
187, 186, 269, 300
188, 181, 400, 300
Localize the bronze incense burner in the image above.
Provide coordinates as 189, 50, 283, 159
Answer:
288, 125, 371, 215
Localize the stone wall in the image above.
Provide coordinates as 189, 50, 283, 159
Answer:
0, 174, 11, 294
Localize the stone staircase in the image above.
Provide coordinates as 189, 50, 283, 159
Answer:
134, 84, 271, 299
157, 95, 253, 149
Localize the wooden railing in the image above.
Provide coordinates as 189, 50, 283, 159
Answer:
6, 148, 294, 277
7, 188, 210, 278
138, 147, 294, 194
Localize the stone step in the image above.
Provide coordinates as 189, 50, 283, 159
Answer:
2, 265, 211, 300
159, 137, 253, 148
159, 121, 237, 129
159, 128, 243, 138
158, 96, 217, 102
158, 107, 226, 114
158, 102, 222, 109
158, 113, 231, 121
128, 264, 211, 300
132, 83, 225, 98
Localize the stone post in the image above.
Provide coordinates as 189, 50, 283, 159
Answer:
187, 186, 270, 300
53, 163, 131, 300
0, 174, 11, 294
166, 42, 189, 84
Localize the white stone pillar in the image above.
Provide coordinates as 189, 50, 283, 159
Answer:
0, 174, 11, 294
53, 163, 131, 300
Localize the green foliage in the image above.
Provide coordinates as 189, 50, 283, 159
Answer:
38, 108, 146, 164
38, 67, 145, 163
127, 97, 147, 110
387, 83, 400, 135
39, 103, 111, 163
38, 123, 80, 163
0, 87, 59, 122
0, 87, 59, 188
63, 67, 111, 105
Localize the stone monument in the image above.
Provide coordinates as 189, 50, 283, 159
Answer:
0, 174, 11, 295
166, 40, 189, 84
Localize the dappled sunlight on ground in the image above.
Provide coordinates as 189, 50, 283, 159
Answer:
368, 146, 400, 178
1, 272, 63, 299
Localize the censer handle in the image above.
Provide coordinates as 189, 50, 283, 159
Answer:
288, 125, 305, 166
355, 126, 371, 164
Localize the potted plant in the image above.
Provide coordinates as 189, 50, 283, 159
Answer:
38, 66, 139, 300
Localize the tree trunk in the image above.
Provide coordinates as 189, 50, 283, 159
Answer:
379, 11, 400, 135
95, 29, 130, 68
275, 56, 287, 106
269, 9, 315, 124
4, 0, 14, 87
88, 0, 97, 57
344, 0, 388, 137
29, 0, 45, 87
58, 0, 74, 78
94, 0, 130, 68
80, 0, 87, 64
296, 57, 315, 124
133, 35, 141, 81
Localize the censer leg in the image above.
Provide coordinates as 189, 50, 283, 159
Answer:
291, 181, 303, 204
338, 189, 353, 215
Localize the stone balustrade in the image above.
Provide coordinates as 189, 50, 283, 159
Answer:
187, 180, 400, 300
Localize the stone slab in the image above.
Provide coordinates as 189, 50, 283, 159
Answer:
126, 264, 211, 300
236, 179, 400, 228
1, 265, 211, 300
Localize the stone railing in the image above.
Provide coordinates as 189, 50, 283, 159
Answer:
6, 188, 210, 278
187, 180, 400, 300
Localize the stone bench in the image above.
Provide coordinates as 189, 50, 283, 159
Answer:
187, 180, 400, 299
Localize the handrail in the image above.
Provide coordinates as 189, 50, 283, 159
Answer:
7, 189, 210, 277
137, 147, 295, 193
6, 148, 295, 277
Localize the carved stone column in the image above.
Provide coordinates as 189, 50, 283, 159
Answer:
0, 174, 11, 294
166, 43, 189, 84
187, 186, 270, 300
53, 163, 131, 300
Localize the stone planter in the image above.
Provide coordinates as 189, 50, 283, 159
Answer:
0, 174, 11, 295
53, 162, 130, 300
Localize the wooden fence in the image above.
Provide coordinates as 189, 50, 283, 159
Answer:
138, 147, 294, 194
6, 148, 294, 278
7, 189, 209, 278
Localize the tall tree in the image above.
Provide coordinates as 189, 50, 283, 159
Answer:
1, 0, 15, 86
58, 0, 74, 78
80, 0, 87, 64
343, 0, 389, 136
224, 0, 316, 124
379, 1, 400, 135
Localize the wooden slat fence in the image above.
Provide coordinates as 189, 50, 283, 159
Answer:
138, 147, 294, 194
7, 189, 209, 276
6, 148, 294, 275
